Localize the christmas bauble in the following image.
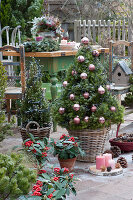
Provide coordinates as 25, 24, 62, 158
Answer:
84, 116, 89, 122
99, 117, 105, 124
73, 116, 80, 124
83, 92, 89, 99
81, 37, 89, 44
89, 64, 95, 71
71, 70, 77, 76
98, 86, 105, 95
59, 107, 65, 114
91, 105, 97, 112
80, 72, 87, 79
77, 55, 85, 62
106, 85, 111, 91
63, 81, 68, 87
70, 94, 75, 100
110, 106, 116, 112
92, 50, 99, 57
73, 104, 80, 111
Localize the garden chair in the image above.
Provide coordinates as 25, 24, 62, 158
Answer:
0, 45, 25, 122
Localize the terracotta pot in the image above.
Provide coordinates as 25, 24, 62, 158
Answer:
58, 157, 77, 172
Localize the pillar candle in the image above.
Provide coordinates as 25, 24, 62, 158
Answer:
108, 159, 115, 170
103, 153, 112, 167
96, 155, 105, 170
61, 40, 67, 44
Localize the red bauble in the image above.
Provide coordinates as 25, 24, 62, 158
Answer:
71, 70, 77, 76
73, 116, 80, 124
70, 94, 75, 100
98, 86, 105, 95
106, 85, 111, 91
77, 55, 85, 62
91, 105, 97, 112
81, 37, 89, 44
110, 106, 116, 112
89, 64, 95, 71
84, 116, 89, 122
92, 50, 99, 57
80, 72, 87, 79
99, 117, 105, 124
59, 107, 65, 114
83, 92, 89, 99
73, 104, 80, 111
63, 81, 68, 87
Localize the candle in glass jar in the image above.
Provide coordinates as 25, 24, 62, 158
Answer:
108, 159, 115, 169
96, 155, 105, 170
103, 153, 112, 167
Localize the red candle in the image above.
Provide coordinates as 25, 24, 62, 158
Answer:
96, 155, 105, 170
103, 153, 112, 167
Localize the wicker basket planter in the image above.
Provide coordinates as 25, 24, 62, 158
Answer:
68, 128, 108, 163
20, 121, 51, 141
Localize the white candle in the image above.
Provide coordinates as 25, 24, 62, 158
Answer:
103, 153, 112, 167
61, 40, 67, 44
108, 159, 115, 170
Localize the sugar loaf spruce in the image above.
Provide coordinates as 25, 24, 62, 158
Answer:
52, 38, 124, 130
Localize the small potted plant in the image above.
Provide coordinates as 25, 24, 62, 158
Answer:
50, 134, 85, 171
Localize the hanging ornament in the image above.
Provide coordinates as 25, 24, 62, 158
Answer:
81, 37, 89, 44
80, 72, 87, 79
98, 86, 105, 95
83, 92, 89, 99
89, 64, 95, 71
73, 116, 80, 124
77, 55, 85, 63
110, 106, 116, 112
59, 107, 65, 114
106, 85, 111, 91
73, 104, 80, 111
70, 94, 75, 100
92, 50, 99, 57
71, 70, 77, 76
99, 117, 105, 124
84, 116, 89, 122
63, 81, 68, 87
91, 105, 97, 112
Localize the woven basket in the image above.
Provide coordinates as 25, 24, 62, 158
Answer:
68, 128, 108, 163
20, 121, 51, 141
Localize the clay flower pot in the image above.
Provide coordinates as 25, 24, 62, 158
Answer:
58, 157, 77, 172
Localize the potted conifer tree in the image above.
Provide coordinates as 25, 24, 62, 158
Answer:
20, 59, 51, 141
52, 37, 124, 162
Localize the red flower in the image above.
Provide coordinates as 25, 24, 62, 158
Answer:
53, 177, 59, 181
68, 137, 75, 142
38, 169, 46, 174
54, 167, 60, 174
45, 146, 50, 151
60, 134, 67, 140
69, 174, 74, 179
42, 152, 47, 157
32, 185, 41, 191
36, 180, 43, 186
48, 193, 53, 199
63, 167, 69, 173
32, 191, 42, 196
24, 141, 33, 147
32, 149, 37, 153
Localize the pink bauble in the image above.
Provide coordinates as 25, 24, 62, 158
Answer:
84, 116, 89, 122
106, 85, 111, 91
99, 117, 105, 124
63, 81, 68, 87
92, 50, 99, 57
59, 107, 65, 114
110, 106, 116, 112
98, 86, 105, 95
77, 55, 85, 62
73, 104, 80, 111
91, 105, 97, 112
71, 70, 77, 76
89, 64, 95, 71
73, 116, 80, 124
83, 92, 89, 99
80, 72, 87, 79
81, 37, 89, 44
70, 94, 75, 100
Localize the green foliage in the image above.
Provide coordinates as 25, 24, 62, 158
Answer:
23, 38, 59, 52
124, 75, 133, 107
20, 59, 51, 128
0, 153, 36, 200
52, 45, 124, 130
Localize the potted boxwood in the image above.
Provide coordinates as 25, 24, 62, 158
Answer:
19, 58, 51, 141
52, 37, 124, 162
50, 134, 85, 171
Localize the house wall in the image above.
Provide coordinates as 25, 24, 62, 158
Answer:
112, 67, 130, 86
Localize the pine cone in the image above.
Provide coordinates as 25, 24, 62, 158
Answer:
117, 157, 128, 168
103, 149, 114, 158
110, 146, 121, 158
132, 155, 133, 161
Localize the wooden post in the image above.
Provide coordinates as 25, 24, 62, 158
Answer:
87, 20, 92, 42
131, 41, 133, 71
98, 20, 101, 46
83, 20, 86, 37
109, 40, 113, 81
92, 20, 96, 44
20, 45, 25, 93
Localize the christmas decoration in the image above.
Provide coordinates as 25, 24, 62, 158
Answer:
59, 107, 65, 114
110, 146, 121, 158
89, 64, 95, 71
110, 106, 116, 112
71, 70, 77, 76
103, 150, 114, 158
91, 105, 97, 112
80, 72, 87, 79
77, 55, 85, 62
99, 117, 105, 124
70, 94, 75, 100
106, 85, 111, 91
115, 163, 121, 169
81, 37, 89, 44
73, 116, 80, 124
98, 86, 105, 95
100, 166, 106, 172
84, 116, 89, 122
132, 154, 133, 161
117, 157, 128, 168
83, 92, 90, 99
73, 104, 80, 111
63, 81, 68, 87
107, 166, 112, 172
92, 50, 99, 57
